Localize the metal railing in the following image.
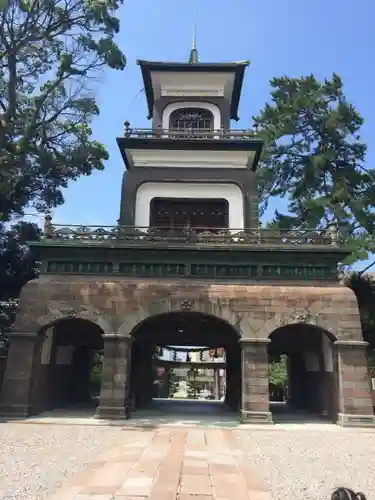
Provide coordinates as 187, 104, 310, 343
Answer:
123, 122, 256, 141
42, 218, 338, 246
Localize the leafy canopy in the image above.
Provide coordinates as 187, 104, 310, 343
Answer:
0, 221, 40, 346
344, 272, 375, 370
0, 0, 126, 221
268, 355, 288, 388
254, 74, 375, 265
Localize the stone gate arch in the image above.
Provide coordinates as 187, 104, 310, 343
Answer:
116, 296, 248, 337
263, 310, 340, 341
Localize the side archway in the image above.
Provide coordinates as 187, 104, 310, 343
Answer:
268, 322, 338, 421
36, 317, 104, 412
0, 317, 105, 417
264, 310, 340, 342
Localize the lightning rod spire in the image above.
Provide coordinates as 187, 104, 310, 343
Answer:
188, 0, 199, 63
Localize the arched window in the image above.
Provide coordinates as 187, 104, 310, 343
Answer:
169, 108, 214, 133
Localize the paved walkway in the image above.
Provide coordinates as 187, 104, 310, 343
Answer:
47, 427, 270, 500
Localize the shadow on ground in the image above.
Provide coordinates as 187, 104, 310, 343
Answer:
0, 399, 338, 430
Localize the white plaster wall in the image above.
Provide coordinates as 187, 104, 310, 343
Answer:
162, 101, 221, 131
129, 149, 252, 169
151, 70, 235, 101
40, 327, 54, 365
135, 182, 244, 229
322, 332, 334, 372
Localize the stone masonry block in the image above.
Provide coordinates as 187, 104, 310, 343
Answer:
12, 277, 363, 344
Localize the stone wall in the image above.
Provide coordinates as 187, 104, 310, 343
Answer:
12, 276, 362, 342
336, 341, 375, 426
2, 275, 373, 425
0, 350, 7, 392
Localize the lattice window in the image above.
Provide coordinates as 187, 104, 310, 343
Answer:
169, 108, 214, 131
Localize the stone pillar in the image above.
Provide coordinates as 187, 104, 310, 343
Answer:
335, 340, 375, 427
214, 367, 221, 399
0, 332, 41, 417
240, 338, 273, 424
320, 333, 335, 419
96, 334, 132, 420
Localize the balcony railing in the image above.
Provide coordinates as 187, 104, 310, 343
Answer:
42, 219, 339, 247
123, 122, 256, 141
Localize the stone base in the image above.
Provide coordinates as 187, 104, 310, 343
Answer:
0, 404, 34, 419
240, 410, 273, 425
95, 405, 129, 420
336, 413, 375, 428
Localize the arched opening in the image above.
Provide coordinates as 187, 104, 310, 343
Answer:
268, 323, 338, 423
36, 318, 104, 414
169, 107, 214, 137
129, 312, 241, 421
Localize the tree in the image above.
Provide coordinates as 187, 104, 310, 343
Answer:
187, 368, 200, 399
90, 350, 103, 396
0, 0, 126, 221
254, 74, 375, 268
0, 221, 40, 346
167, 368, 179, 398
268, 355, 288, 388
344, 272, 375, 373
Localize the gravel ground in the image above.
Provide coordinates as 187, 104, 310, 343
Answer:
1, 422, 375, 500
0, 423, 123, 500
233, 427, 375, 500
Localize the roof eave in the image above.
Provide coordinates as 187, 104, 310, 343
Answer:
136, 60, 250, 120
116, 136, 264, 171
230, 64, 247, 120
116, 137, 133, 170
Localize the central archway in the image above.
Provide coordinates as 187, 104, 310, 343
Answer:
129, 311, 241, 420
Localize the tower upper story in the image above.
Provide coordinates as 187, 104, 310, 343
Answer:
116, 53, 264, 230
137, 58, 250, 132
34, 51, 345, 282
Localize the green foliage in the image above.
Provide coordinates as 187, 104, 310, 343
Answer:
268, 355, 288, 388
167, 368, 179, 398
90, 350, 103, 396
0, 298, 18, 348
344, 272, 375, 372
255, 74, 375, 265
0, 0, 126, 221
187, 368, 200, 399
0, 221, 40, 346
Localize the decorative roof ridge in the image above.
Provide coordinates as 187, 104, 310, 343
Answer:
136, 59, 250, 67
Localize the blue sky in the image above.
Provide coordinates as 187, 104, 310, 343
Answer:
40, 0, 374, 267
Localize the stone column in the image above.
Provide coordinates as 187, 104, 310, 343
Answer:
320, 333, 335, 419
0, 332, 41, 417
96, 334, 132, 420
240, 338, 273, 424
335, 340, 375, 427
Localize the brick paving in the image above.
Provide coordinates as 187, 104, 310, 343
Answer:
47, 427, 270, 500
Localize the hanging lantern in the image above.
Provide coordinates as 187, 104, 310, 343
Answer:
186, 353, 190, 363
200, 351, 203, 361
173, 350, 177, 361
